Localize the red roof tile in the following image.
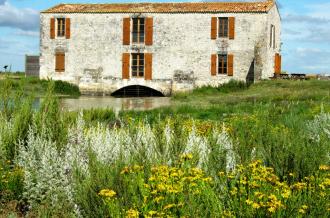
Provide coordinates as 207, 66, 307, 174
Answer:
42, 1, 275, 14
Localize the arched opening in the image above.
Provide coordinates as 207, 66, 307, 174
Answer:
111, 85, 165, 98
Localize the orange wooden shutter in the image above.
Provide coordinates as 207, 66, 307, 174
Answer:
229, 17, 235, 40
211, 17, 217, 40
145, 18, 153, 46
227, 54, 234, 76
123, 18, 130, 45
145, 53, 152, 80
122, 53, 130, 79
65, 18, 71, 39
211, 54, 217, 76
50, 18, 55, 39
55, 53, 65, 72
274, 53, 281, 74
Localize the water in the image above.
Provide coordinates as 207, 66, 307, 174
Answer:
58, 96, 171, 112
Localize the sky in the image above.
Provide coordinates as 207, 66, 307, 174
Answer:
0, 0, 330, 74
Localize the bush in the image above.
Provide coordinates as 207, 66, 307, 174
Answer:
54, 80, 80, 96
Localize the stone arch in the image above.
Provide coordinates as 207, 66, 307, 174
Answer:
111, 85, 165, 97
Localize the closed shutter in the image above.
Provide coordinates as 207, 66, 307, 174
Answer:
211, 17, 217, 40
122, 53, 130, 79
145, 18, 153, 46
50, 18, 55, 39
65, 18, 71, 39
55, 53, 65, 72
211, 54, 217, 76
145, 53, 152, 80
228, 54, 234, 76
123, 18, 130, 45
274, 53, 281, 74
229, 17, 235, 40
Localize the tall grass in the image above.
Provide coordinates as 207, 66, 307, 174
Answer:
0, 79, 330, 217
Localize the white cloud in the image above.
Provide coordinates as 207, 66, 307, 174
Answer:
0, 1, 39, 30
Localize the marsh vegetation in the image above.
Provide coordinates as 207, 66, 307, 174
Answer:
0, 78, 329, 217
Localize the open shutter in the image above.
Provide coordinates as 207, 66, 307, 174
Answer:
122, 53, 130, 79
229, 17, 235, 40
228, 54, 234, 76
65, 18, 71, 39
145, 53, 152, 80
55, 53, 65, 72
123, 18, 130, 45
50, 18, 55, 39
211, 17, 217, 40
211, 54, 217, 76
145, 18, 153, 46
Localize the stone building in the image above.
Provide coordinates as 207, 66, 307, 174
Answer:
40, 0, 281, 96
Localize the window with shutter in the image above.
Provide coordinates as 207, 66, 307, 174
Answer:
55, 52, 65, 72
212, 54, 234, 76
216, 17, 235, 39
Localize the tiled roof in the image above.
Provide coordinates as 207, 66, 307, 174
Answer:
42, 1, 275, 14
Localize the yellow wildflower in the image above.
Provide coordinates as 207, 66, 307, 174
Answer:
98, 189, 116, 198
148, 210, 158, 216
302, 205, 308, 210
126, 209, 139, 218
268, 207, 276, 213
245, 199, 253, 205
319, 165, 330, 171
180, 153, 193, 160
163, 204, 176, 210
252, 203, 260, 209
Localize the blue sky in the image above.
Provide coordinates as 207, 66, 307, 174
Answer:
0, 0, 330, 74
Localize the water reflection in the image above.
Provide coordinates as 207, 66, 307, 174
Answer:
59, 97, 171, 112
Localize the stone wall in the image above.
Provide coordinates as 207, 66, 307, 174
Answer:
40, 5, 281, 95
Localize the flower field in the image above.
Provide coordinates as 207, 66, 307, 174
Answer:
0, 79, 330, 217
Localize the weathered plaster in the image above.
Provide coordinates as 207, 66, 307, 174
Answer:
40, 5, 281, 95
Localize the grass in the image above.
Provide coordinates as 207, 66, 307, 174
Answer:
0, 79, 330, 217
0, 74, 80, 97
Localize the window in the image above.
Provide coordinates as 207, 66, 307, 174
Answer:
57, 18, 65, 37
55, 52, 65, 72
218, 18, 228, 38
218, 54, 227, 74
132, 18, 145, 44
131, 53, 144, 77
270, 25, 275, 48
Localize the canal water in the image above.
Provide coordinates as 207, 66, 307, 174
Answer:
57, 96, 172, 112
